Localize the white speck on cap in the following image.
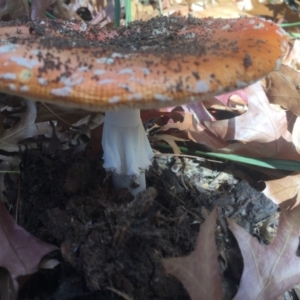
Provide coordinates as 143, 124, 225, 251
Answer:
281, 41, 288, 53
109, 96, 121, 103
60, 74, 84, 86
128, 93, 142, 101
111, 52, 130, 59
236, 80, 248, 88
9, 84, 16, 91
38, 77, 49, 86
275, 58, 282, 70
195, 80, 209, 93
118, 69, 135, 75
154, 94, 173, 101
141, 68, 151, 75
279, 27, 287, 36
129, 77, 144, 84
30, 50, 41, 55
221, 24, 231, 30
97, 57, 114, 65
51, 86, 72, 97
0, 44, 19, 53
254, 22, 264, 29
98, 79, 115, 85
0, 73, 17, 80
94, 69, 106, 75
184, 32, 196, 39
20, 85, 29, 92
283, 40, 288, 48
118, 83, 135, 93
10, 57, 39, 68
276, 29, 285, 37
78, 66, 89, 72
80, 22, 88, 32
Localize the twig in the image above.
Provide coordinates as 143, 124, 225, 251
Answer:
106, 287, 133, 300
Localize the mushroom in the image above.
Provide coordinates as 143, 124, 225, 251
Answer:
0, 16, 288, 196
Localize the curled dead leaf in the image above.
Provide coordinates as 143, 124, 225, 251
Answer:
263, 172, 300, 207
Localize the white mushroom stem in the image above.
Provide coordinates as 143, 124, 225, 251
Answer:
102, 108, 154, 196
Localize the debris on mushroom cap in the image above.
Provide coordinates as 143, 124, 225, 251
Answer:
0, 16, 288, 111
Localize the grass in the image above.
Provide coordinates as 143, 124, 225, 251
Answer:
156, 144, 300, 171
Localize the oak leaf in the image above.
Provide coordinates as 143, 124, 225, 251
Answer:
263, 172, 300, 207
265, 65, 300, 117
204, 82, 299, 159
0, 201, 57, 292
163, 201, 300, 300
163, 208, 222, 300
229, 200, 300, 300
0, 0, 28, 19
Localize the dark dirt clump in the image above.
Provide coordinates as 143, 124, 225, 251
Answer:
3, 147, 278, 300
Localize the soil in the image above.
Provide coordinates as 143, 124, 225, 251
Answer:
3, 146, 279, 300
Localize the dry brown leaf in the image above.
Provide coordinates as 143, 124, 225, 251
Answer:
0, 101, 52, 153
36, 103, 103, 132
0, 201, 57, 292
263, 172, 300, 206
162, 4, 189, 17
163, 208, 223, 300
148, 79, 300, 161
292, 116, 300, 153
188, 121, 229, 149
192, 3, 248, 18
204, 82, 300, 159
53, 0, 88, 19
149, 111, 188, 151
154, 82, 299, 159
185, 101, 216, 122
215, 89, 249, 107
153, 134, 187, 154
229, 199, 300, 300
265, 65, 300, 117
154, 110, 228, 149
283, 40, 300, 70
30, 0, 56, 19
163, 201, 300, 300
247, 0, 299, 23
0, 0, 28, 19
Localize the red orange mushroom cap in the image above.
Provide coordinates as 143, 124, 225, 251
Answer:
0, 16, 288, 111
0, 16, 289, 196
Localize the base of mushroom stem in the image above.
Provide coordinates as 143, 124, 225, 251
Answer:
111, 172, 146, 197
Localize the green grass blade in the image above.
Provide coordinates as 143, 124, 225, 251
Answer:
156, 144, 300, 171
114, 0, 121, 27
125, 0, 131, 26
289, 32, 300, 38
280, 22, 300, 28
